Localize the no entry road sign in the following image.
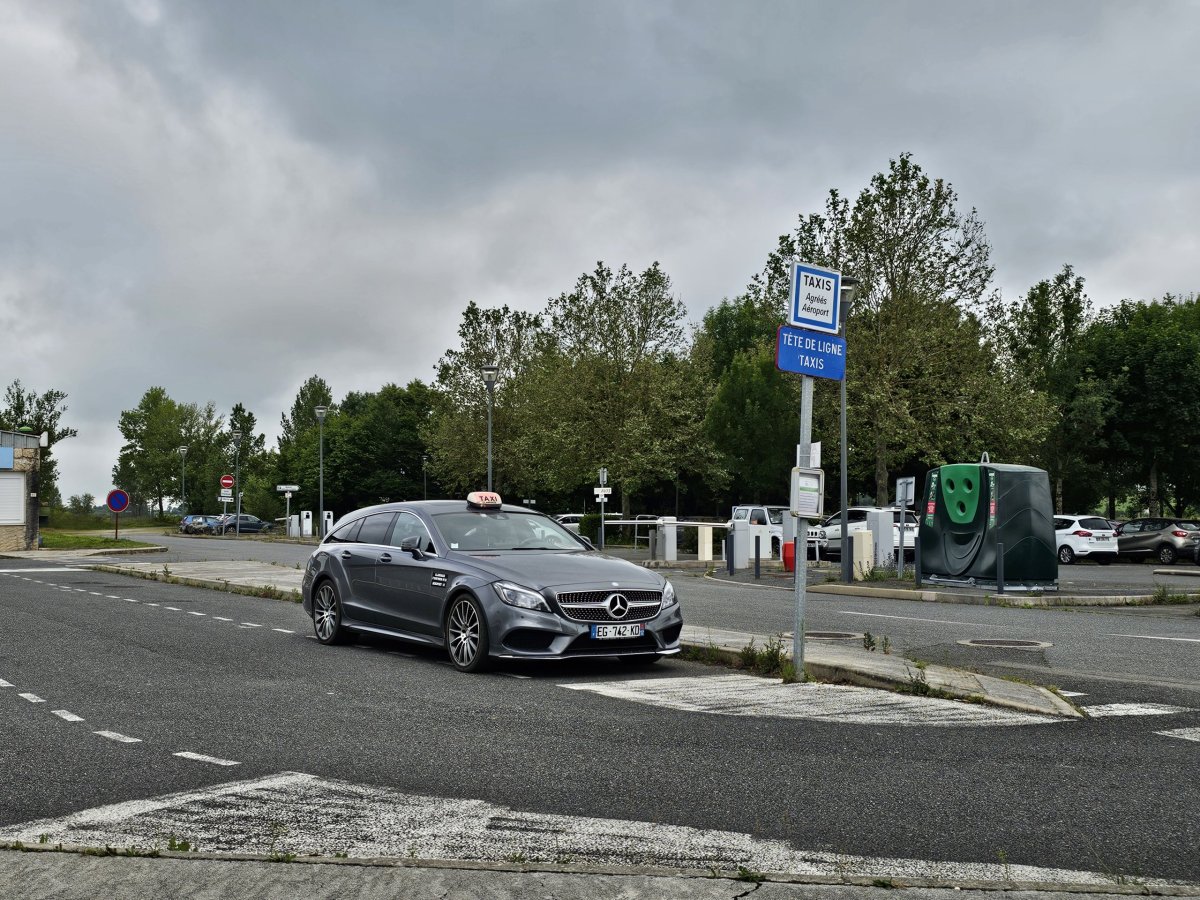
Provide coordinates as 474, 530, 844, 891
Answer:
220, 474, 235, 489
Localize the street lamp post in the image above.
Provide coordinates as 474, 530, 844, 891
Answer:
231, 430, 243, 536
481, 363, 498, 491
315, 405, 328, 538
178, 446, 188, 515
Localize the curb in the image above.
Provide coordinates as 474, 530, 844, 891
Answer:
702, 573, 1199, 608
87, 565, 302, 603
1, 844, 1191, 894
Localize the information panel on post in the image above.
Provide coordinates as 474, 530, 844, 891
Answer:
790, 466, 825, 519
775, 325, 846, 381
788, 262, 842, 336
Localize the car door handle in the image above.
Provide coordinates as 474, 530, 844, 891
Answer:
379, 553, 392, 564
340, 550, 352, 559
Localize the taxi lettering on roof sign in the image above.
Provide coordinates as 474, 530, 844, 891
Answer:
466, 491, 502, 508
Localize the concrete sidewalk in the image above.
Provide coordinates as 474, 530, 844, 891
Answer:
83, 559, 1077, 718
6, 849, 1194, 900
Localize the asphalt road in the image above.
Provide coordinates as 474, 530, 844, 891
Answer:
1, 558, 1198, 882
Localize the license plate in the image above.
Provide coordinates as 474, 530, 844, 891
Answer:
591, 623, 645, 639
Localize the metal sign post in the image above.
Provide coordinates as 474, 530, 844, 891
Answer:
276, 485, 299, 538
794, 376, 814, 672
594, 480, 612, 549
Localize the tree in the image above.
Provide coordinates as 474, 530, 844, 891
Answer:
988, 265, 1110, 512
67, 494, 95, 514
113, 388, 188, 516
755, 153, 1047, 502
424, 301, 546, 495
276, 376, 336, 515
1078, 295, 1200, 517
0, 380, 78, 506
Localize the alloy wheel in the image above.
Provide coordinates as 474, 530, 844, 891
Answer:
448, 599, 481, 668
313, 583, 339, 642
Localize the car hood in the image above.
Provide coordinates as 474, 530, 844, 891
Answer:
450, 550, 664, 592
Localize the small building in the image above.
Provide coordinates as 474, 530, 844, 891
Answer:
0, 428, 42, 552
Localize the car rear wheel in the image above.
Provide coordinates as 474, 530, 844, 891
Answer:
446, 595, 490, 673
312, 580, 346, 645
1057, 545, 1075, 565
1157, 545, 1177, 565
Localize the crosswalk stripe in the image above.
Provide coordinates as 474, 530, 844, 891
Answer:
1082, 703, 1193, 718
1155, 727, 1200, 743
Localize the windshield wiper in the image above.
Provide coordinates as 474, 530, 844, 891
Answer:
509, 546, 560, 551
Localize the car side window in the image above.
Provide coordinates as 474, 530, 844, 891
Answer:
357, 513, 397, 545
1123, 521, 1142, 533
388, 512, 435, 554
849, 510, 868, 523
326, 519, 362, 543
750, 509, 767, 525
1053, 518, 1070, 530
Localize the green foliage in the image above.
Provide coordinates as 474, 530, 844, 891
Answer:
0, 379, 78, 506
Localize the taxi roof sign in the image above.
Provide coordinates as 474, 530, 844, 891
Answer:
467, 491, 503, 508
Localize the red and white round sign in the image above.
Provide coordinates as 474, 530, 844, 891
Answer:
220, 474, 235, 489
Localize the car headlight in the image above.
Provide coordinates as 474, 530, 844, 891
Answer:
661, 579, 677, 609
493, 581, 550, 613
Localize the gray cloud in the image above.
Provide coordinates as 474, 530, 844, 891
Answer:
1, 0, 1196, 499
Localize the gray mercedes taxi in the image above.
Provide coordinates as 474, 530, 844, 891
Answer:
301, 492, 683, 672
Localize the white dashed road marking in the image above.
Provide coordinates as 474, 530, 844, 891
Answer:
146, 603, 160, 607
1058, 690, 1087, 697
272, 628, 294, 634
124, 599, 138, 603
240, 622, 261, 628
19, 693, 45, 704
213, 616, 233, 621
173, 751, 240, 767
51, 710, 84, 722
164, 606, 181, 611
0, 679, 13, 688
562, 674, 1059, 727
94, 731, 141, 743
188, 611, 207, 617
839, 610, 1010, 628
1108, 633, 1200, 644
1082, 703, 1193, 718
1156, 727, 1200, 743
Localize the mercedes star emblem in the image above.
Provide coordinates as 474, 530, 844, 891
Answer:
606, 593, 630, 619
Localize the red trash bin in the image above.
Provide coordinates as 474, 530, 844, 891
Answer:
782, 539, 795, 572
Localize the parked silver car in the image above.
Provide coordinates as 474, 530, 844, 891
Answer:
302, 493, 683, 672
1116, 518, 1200, 565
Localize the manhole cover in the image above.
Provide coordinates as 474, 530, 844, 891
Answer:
805, 631, 864, 640
957, 639, 1051, 650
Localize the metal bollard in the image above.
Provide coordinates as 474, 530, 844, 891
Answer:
754, 535, 761, 579
914, 536, 923, 588
997, 542, 1005, 595
648, 530, 658, 561
726, 533, 734, 576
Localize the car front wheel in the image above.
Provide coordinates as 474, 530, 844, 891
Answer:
446, 595, 490, 673
312, 580, 347, 644
1157, 545, 1177, 565
1057, 545, 1075, 565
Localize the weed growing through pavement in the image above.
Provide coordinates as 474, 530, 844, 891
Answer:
162, 563, 171, 578
735, 865, 766, 883
881, 635, 891, 654
1150, 584, 1192, 605
505, 851, 528, 864
38, 834, 48, 845
862, 632, 877, 652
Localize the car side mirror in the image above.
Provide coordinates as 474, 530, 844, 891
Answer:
400, 535, 426, 559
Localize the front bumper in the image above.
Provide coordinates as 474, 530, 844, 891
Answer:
484, 592, 684, 660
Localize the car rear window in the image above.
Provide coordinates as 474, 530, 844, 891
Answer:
1176, 522, 1200, 531
1079, 517, 1111, 530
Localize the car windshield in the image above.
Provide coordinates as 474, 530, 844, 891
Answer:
432, 510, 583, 552
767, 508, 785, 525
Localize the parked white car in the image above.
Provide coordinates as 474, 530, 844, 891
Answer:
729, 504, 825, 557
819, 508, 918, 560
1053, 515, 1117, 565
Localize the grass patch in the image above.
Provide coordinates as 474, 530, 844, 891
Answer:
40, 531, 157, 551
1150, 584, 1194, 605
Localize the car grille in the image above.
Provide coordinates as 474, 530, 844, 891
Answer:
555, 589, 663, 623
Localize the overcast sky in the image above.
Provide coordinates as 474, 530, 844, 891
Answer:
3, 0, 1197, 501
